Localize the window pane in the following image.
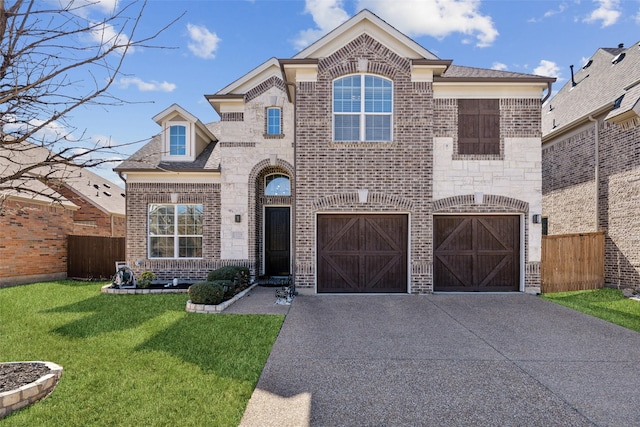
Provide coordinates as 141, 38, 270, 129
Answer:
364, 76, 392, 113
334, 115, 360, 141
365, 115, 391, 141
179, 237, 202, 258
169, 125, 186, 155
267, 108, 281, 135
265, 174, 291, 196
333, 76, 361, 113
150, 237, 174, 258
149, 205, 174, 235
177, 205, 203, 235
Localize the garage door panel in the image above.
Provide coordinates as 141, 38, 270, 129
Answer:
318, 214, 407, 293
435, 215, 520, 292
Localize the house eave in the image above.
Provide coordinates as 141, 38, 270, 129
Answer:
542, 103, 614, 143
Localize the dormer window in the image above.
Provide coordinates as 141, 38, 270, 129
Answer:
169, 125, 187, 155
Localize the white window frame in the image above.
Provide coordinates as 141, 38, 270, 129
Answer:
148, 204, 203, 259
264, 173, 291, 196
164, 121, 190, 159
333, 74, 393, 142
266, 107, 282, 135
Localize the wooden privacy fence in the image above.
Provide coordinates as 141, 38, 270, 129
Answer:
68, 235, 125, 280
541, 231, 605, 293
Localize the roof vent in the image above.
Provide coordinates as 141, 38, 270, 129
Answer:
570, 65, 577, 87
582, 59, 593, 69
103, 191, 111, 197
612, 94, 624, 110
612, 52, 626, 65
103, 183, 110, 189
618, 43, 624, 48
93, 184, 100, 189
121, 193, 126, 198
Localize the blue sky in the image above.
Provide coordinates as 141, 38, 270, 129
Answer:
56, 0, 640, 186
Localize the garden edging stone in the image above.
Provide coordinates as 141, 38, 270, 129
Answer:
186, 283, 258, 313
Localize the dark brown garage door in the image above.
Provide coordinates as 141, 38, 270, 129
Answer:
434, 215, 520, 292
317, 214, 408, 293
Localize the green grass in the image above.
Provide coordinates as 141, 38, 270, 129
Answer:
542, 287, 640, 332
0, 281, 284, 426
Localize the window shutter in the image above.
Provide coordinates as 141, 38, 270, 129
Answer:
458, 99, 499, 155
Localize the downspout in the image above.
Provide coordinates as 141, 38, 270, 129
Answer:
285, 81, 297, 288
542, 81, 553, 104
588, 115, 599, 231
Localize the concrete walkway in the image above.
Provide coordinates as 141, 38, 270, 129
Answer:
239, 293, 640, 426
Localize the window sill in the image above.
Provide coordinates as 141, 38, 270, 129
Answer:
453, 153, 503, 161
329, 141, 396, 149
263, 133, 285, 139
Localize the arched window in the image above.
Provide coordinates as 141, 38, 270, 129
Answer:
265, 174, 290, 196
333, 74, 392, 142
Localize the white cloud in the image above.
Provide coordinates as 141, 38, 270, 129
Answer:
90, 21, 134, 54
635, 8, 640, 24
54, 0, 119, 17
544, 3, 568, 18
3, 117, 75, 143
533, 60, 561, 79
90, 134, 117, 148
492, 62, 508, 71
117, 77, 176, 92
187, 23, 221, 59
357, 0, 498, 47
584, 0, 621, 27
294, 0, 350, 50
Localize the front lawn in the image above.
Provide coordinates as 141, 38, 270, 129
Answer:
0, 281, 284, 426
542, 287, 640, 332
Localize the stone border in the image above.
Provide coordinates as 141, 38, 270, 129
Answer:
101, 285, 188, 295
186, 283, 258, 314
0, 361, 63, 419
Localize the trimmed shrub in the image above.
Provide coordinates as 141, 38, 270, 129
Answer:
210, 279, 236, 299
207, 266, 250, 282
188, 282, 224, 305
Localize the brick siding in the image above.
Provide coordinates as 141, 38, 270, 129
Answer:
0, 199, 74, 286
543, 118, 640, 289
125, 182, 222, 281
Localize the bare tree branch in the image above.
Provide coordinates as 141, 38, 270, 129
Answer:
0, 0, 183, 205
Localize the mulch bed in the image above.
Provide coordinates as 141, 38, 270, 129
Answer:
0, 363, 51, 393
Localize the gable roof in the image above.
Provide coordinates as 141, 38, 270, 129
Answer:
294, 9, 438, 60
542, 41, 640, 139
0, 141, 125, 215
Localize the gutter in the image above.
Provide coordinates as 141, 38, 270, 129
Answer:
588, 115, 599, 232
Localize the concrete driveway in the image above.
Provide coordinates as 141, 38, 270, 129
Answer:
240, 293, 640, 426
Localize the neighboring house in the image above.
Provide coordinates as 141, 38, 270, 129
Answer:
0, 142, 126, 286
542, 41, 640, 289
116, 10, 554, 294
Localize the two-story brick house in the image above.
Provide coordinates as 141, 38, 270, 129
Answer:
542, 40, 640, 290
116, 10, 553, 294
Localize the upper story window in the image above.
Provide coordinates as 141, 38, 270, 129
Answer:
265, 174, 291, 196
148, 204, 203, 259
333, 74, 392, 142
457, 99, 500, 155
266, 107, 282, 135
169, 124, 187, 156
